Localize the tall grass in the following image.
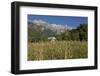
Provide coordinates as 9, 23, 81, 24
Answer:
28, 41, 87, 61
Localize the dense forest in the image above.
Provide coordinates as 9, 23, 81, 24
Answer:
56, 24, 87, 41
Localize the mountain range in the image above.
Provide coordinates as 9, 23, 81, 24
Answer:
28, 19, 74, 34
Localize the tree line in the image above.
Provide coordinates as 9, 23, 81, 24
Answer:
28, 23, 87, 42
56, 24, 87, 41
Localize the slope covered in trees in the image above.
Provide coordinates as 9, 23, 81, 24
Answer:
56, 24, 87, 41
28, 22, 87, 42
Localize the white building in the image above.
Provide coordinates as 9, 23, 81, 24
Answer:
48, 37, 56, 42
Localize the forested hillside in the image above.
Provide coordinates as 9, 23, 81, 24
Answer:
28, 20, 87, 42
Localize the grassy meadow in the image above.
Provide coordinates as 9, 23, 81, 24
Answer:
28, 41, 87, 61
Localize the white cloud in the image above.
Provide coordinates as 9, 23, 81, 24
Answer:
32, 19, 47, 24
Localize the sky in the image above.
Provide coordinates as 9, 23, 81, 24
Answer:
28, 15, 88, 28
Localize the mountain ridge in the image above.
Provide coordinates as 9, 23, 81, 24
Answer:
28, 19, 75, 34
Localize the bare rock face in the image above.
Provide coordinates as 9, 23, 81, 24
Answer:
28, 19, 73, 34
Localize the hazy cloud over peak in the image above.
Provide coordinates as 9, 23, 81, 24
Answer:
33, 19, 47, 24
28, 19, 75, 32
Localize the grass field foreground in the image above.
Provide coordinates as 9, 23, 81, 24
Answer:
28, 41, 87, 61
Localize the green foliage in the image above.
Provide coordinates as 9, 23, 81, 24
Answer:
28, 28, 48, 42
28, 23, 87, 42
77, 24, 88, 41
56, 24, 87, 41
